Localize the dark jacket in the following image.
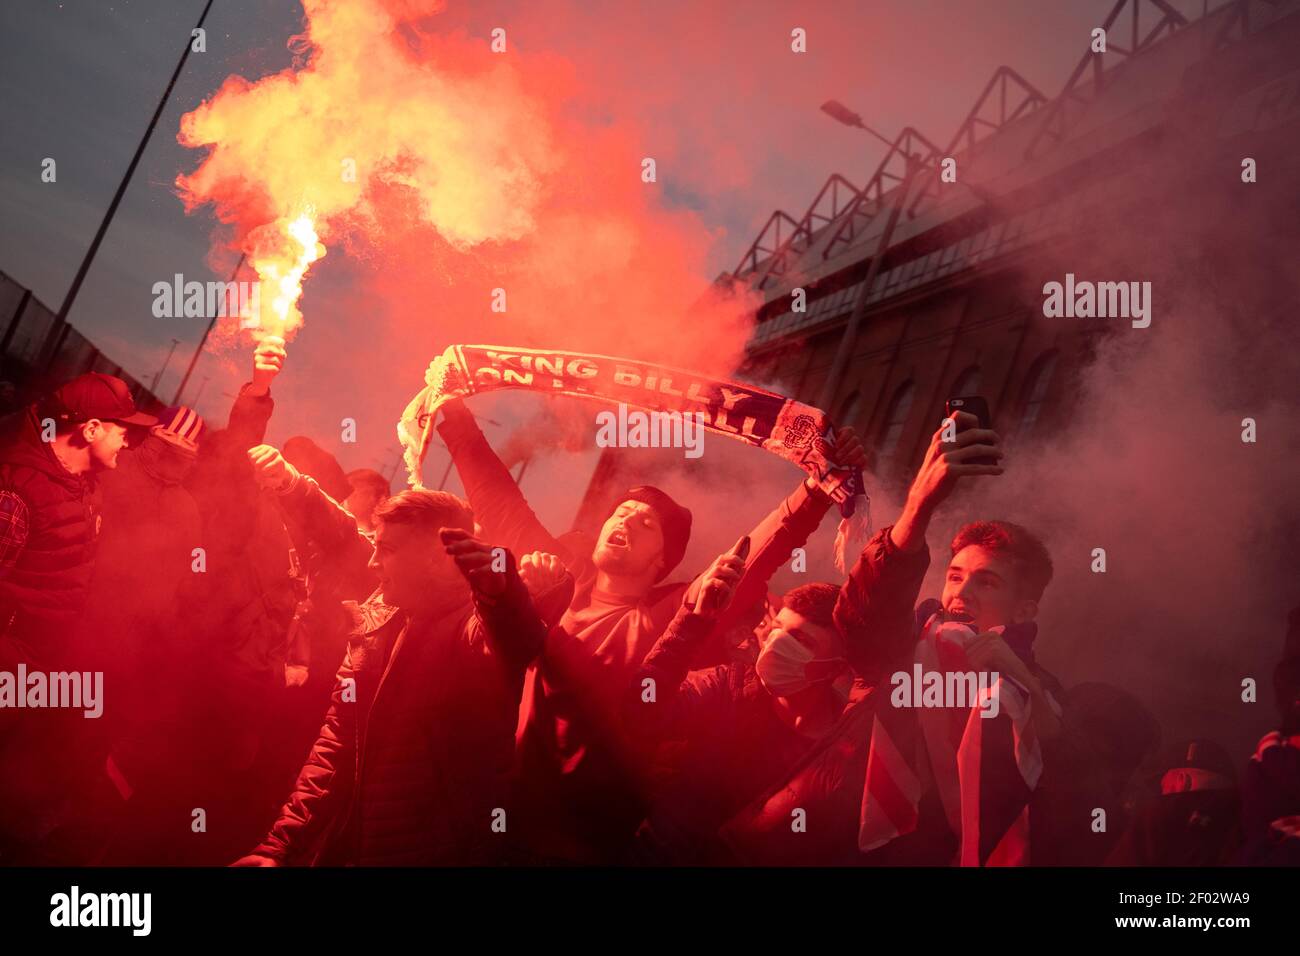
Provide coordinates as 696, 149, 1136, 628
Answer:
1106, 789, 1241, 866
251, 477, 550, 865
275, 468, 378, 682
0, 407, 104, 851
630, 606, 833, 863
710, 527, 1104, 866
0, 406, 101, 667
437, 400, 835, 862
712, 525, 932, 866
1237, 731, 1300, 864
183, 385, 297, 693
252, 562, 548, 866
81, 435, 201, 667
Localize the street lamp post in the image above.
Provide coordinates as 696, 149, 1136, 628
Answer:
816, 112, 929, 414
816, 102, 997, 414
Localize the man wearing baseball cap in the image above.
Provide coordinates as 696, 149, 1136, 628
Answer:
0, 372, 155, 861
0, 372, 155, 658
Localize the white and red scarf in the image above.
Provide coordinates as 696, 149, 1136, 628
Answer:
858, 615, 1059, 866
398, 344, 868, 569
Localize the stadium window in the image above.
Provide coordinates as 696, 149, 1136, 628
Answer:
875, 380, 914, 473
948, 365, 981, 400
1017, 350, 1058, 438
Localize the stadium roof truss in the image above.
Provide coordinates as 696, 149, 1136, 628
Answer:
1023, 0, 1190, 160
732, 174, 863, 289
906, 66, 1048, 219
817, 126, 944, 264
730, 0, 1300, 301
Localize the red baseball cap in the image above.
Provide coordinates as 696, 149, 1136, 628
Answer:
46, 373, 158, 427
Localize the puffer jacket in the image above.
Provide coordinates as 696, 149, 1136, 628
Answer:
0, 406, 101, 667
252, 552, 550, 866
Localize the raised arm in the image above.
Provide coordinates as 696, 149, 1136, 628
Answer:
631, 548, 747, 742
435, 399, 573, 564
226, 336, 286, 448
887, 409, 1002, 554
836, 410, 1003, 680
834, 525, 931, 681
703, 478, 830, 632
700, 427, 867, 633
440, 529, 557, 678
631, 608, 736, 744
247, 445, 375, 595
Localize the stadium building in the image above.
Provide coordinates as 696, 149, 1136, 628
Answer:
718, 0, 1300, 494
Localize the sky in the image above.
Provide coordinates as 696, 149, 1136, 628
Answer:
0, 0, 1194, 499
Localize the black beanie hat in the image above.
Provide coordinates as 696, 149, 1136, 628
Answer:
619, 485, 692, 582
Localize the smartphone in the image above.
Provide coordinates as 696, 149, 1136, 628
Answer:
696, 535, 750, 614
945, 396, 995, 466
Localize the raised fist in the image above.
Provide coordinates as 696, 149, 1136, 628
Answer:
249, 335, 286, 396
519, 551, 565, 597
247, 444, 299, 493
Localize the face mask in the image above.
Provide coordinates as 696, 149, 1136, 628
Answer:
755, 628, 846, 697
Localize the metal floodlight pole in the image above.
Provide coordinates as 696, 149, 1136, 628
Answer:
149, 338, 180, 395
45, 0, 217, 372
186, 375, 210, 408
173, 251, 244, 404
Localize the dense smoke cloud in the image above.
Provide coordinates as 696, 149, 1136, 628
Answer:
174, 0, 1298, 762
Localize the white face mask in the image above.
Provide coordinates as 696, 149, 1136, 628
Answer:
755, 628, 846, 697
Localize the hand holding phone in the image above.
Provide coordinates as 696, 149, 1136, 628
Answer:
695, 535, 750, 617
945, 396, 996, 466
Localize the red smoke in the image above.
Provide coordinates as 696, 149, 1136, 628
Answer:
175, 0, 758, 376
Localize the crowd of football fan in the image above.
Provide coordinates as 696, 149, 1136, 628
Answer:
1, 338, 1296, 867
